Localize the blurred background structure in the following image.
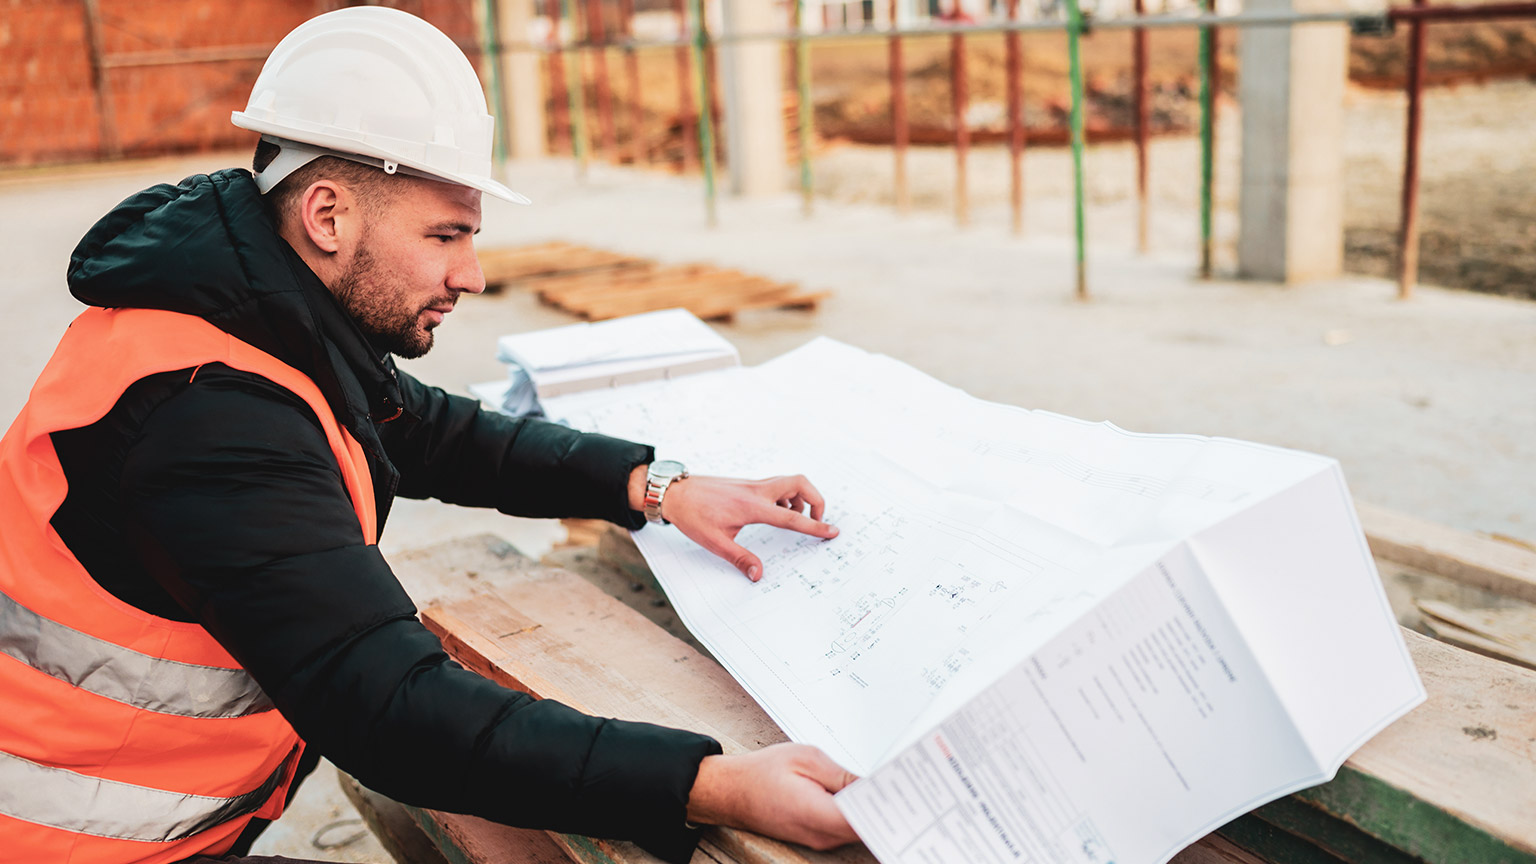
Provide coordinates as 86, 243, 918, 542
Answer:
3, 0, 1535, 297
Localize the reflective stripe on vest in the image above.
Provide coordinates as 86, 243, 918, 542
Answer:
0, 307, 378, 861
0, 589, 273, 719
0, 749, 293, 843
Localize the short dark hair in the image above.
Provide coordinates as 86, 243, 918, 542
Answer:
253, 139, 401, 227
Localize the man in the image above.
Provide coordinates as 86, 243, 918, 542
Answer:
0, 7, 857, 863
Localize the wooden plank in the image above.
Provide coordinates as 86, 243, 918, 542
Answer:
400, 536, 1398, 864
403, 805, 580, 864
536, 268, 751, 306
1170, 834, 1276, 864
1279, 629, 1536, 862
478, 243, 650, 289
527, 263, 710, 297
526, 263, 821, 322
1417, 599, 1536, 671
564, 280, 825, 323
1358, 501, 1536, 604
339, 773, 453, 864
564, 277, 784, 320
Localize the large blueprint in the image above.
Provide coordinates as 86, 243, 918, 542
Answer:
543, 338, 1424, 864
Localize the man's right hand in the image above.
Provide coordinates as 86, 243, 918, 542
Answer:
685, 743, 860, 851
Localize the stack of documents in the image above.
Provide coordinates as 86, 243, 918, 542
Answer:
543, 338, 1426, 864
470, 309, 739, 416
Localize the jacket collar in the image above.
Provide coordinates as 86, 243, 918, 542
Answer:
67, 169, 404, 450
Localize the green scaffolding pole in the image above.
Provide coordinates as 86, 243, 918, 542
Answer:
1198, 2, 1215, 278
1065, 0, 1088, 300
479, 0, 507, 166
795, 0, 814, 217
560, 0, 589, 178
689, 0, 718, 227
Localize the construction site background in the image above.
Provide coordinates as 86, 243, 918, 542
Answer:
3, 0, 1534, 296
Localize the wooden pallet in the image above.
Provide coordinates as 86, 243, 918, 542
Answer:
477, 242, 828, 322
478, 241, 650, 291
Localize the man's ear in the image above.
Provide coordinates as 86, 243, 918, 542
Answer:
295, 179, 350, 254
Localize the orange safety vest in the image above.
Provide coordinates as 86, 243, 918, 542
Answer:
0, 307, 378, 863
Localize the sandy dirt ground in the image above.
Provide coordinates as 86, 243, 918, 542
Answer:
573, 26, 1536, 297
801, 78, 1536, 298
2, 141, 1532, 858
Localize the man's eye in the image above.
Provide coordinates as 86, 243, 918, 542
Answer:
432, 235, 454, 243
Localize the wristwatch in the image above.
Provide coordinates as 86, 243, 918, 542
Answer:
643, 459, 689, 524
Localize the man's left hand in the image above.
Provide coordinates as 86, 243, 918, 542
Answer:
629, 468, 838, 582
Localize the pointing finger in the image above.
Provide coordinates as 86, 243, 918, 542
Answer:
703, 535, 763, 582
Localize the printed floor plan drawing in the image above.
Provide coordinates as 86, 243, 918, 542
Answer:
544, 338, 1425, 864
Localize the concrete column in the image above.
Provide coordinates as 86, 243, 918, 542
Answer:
719, 0, 786, 196
1237, 0, 1347, 283
498, 0, 547, 160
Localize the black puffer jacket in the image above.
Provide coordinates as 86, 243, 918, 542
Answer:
49, 169, 720, 862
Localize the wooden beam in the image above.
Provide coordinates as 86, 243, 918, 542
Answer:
1358, 501, 1536, 604
402, 535, 1536, 864
337, 774, 453, 864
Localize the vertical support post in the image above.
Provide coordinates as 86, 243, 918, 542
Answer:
795, 0, 814, 215
706, 39, 724, 141
81, 0, 120, 159
1198, 1, 1215, 278
586, 0, 618, 161
889, 0, 910, 214
499, 0, 547, 159
1133, 0, 1150, 253
1065, 0, 1089, 300
548, 0, 572, 156
721, 0, 787, 196
1208, 1, 1221, 150
1237, 0, 1347, 283
620, 0, 643, 165
1005, 0, 1024, 236
688, 0, 718, 226
951, 31, 969, 228
1397, 0, 1427, 300
478, 0, 508, 165
561, 0, 590, 176
673, 0, 698, 172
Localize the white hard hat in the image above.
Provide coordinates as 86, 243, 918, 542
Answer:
232, 5, 529, 204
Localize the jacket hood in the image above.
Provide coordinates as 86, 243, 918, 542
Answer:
67, 169, 401, 439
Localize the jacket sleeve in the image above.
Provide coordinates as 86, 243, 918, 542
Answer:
383, 367, 651, 528
120, 369, 719, 862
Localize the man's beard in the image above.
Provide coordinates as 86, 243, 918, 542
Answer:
332, 242, 440, 359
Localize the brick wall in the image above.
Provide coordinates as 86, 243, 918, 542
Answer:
0, 0, 483, 168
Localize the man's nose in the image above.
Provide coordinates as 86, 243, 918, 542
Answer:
449, 243, 486, 295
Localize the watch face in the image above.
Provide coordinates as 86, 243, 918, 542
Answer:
651, 460, 686, 477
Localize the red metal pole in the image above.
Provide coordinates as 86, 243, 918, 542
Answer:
1006, 0, 1024, 235
1207, 0, 1219, 159
1398, 0, 1428, 299
620, 0, 643, 165
1133, 0, 1150, 253
890, 0, 910, 214
586, 0, 617, 161
673, 0, 698, 172
952, 30, 969, 227
548, 0, 571, 155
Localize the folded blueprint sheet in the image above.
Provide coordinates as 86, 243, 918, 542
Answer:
543, 338, 1425, 864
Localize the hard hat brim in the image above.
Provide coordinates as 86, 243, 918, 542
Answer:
233, 114, 532, 205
